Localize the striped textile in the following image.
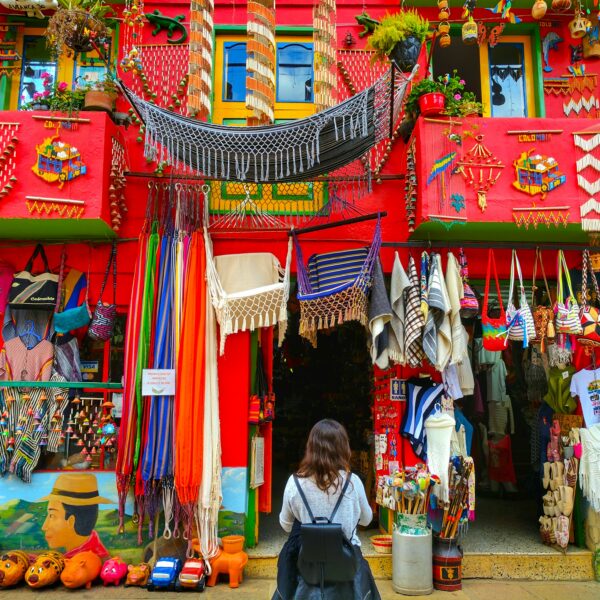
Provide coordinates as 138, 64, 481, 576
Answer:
405, 256, 425, 367
420, 251, 430, 321
307, 247, 370, 294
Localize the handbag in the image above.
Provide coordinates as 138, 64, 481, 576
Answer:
459, 248, 479, 318
8, 244, 58, 309
89, 242, 117, 341
482, 249, 508, 352
294, 473, 359, 587
53, 249, 91, 334
555, 250, 582, 335
578, 249, 600, 345
248, 350, 275, 425
505, 249, 535, 347
531, 249, 555, 351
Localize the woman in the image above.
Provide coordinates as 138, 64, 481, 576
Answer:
273, 419, 380, 600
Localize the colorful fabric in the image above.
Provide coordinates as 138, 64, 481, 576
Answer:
368, 258, 392, 369
405, 256, 425, 368
388, 252, 410, 365
580, 424, 600, 511
570, 368, 600, 427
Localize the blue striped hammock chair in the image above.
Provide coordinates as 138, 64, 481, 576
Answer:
293, 218, 382, 347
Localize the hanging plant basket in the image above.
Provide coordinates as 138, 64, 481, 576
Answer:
418, 92, 446, 116
47, 9, 108, 56
389, 35, 422, 72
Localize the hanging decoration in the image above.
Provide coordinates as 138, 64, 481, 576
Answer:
487, 0, 521, 23
511, 150, 566, 200
579, 198, 600, 231
427, 152, 457, 185
477, 22, 504, 47
188, 0, 213, 119
507, 129, 563, 142
574, 131, 600, 231
457, 134, 504, 211
0, 122, 19, 199
490, 64, 522, 81
563, 95, 599, 117
109, 137, 128, 232
512, 206, 570, 229
120, 0, 145, 74
531, 0, 548, 19
313, 0, 337, 112
0, 24, 20, 78
31, 130, 87, 189
25, 196, 85, 219
246, 0, 276, 125
145, 9, 188, 44
462, 0, 476, 19
583, 15, 600, 59
544, 71, 597, 96
438, 0, 450, 21
542, 32, 563, 72
405, 139, 417, 233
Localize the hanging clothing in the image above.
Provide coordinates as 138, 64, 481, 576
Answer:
420, 251, 430, 321
454, 408, 474, 455
442, 363, 463, 400
570, 368, 600, 427
53, 335, 82, 382
0, 336, 54, 382
3, 307, 53, 350
445, 252, 468, 365
388, 252, 409, 365
544, 366, 577, 414
405, 256, 425, 368
368, 259, 392, 369
487, 434, 517, 484
486, 358, 508, 403
579, 424, 600, 511
488, 394, 515, 435
425, 411, 455, 502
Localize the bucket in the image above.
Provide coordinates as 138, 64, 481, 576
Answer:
432, 535, 463, 591
418, 92, 446, 116
392, 527, 433, 595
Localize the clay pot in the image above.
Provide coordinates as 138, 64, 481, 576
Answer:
83, 91, 115, 112
439, 33, 452, 48
222, 535, 245, 554
531, 0, 547, 19
462, 18, 478, 45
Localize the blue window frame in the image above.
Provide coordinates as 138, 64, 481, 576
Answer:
223, 42, 247, 102
488, 42, 528, 118
276, 42, 313, 103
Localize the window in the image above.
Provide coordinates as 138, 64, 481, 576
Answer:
488, 43, 528, 117
276, 42, 313, 103
223, 41, 247, 102
18, 36, 57, 108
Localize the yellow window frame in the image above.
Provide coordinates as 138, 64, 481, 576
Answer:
479, 35, 536, 118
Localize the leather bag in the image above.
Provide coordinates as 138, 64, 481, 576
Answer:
8, 244, 58, 309
294, 473, 359, 587
482, 249, 508, 352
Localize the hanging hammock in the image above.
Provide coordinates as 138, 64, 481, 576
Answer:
294, 217, 381, 346
204, 227, 292, 354
120, 66, 416, 183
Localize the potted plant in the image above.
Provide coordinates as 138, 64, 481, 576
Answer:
22, 81, 88, 113
46, 0, 113, 57
84, 73, 119, 112
404, 77, 446, 119
367, 10, 429, 72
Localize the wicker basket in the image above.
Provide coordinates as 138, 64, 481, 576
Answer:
370, 534, 393, 554
47, 9, 108, 55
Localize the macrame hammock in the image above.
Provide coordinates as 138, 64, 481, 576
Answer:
120, 66, 415, 183
293, 217, 382, 346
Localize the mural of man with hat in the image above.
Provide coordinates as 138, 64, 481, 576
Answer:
40, 473, 113, 559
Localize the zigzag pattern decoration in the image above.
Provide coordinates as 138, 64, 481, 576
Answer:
513, 208, 569, 229
577, 174, 600, 196
563, 95, 598, 116
26, 200, 85, 219
0, 122, 19, 199
580, 198, 600, 231
574, 133, 600, 152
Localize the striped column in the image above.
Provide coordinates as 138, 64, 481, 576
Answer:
313, 0, 337, 111
188, 0, 214, 119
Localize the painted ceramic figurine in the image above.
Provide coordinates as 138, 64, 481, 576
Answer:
0, 550, 30, 587
60, 551, 102, 589
100, 556, 128, 586
25, 552, 65, 588
125, 562, 151, 587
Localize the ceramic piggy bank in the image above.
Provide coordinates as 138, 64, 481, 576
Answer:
60, 551, 102, 589
25, 552, 65, 588
125, 563, 151, 587
0, 550, 30, 587
100, 556, 128, 586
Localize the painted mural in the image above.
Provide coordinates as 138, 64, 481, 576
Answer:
218, 467, 247, 537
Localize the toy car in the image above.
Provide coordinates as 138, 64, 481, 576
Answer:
147, 557, 182, 591
175, 558, 206, 591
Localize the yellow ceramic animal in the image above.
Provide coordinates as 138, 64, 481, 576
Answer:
25, 551, 65, 588
0, 550, 30, 587
125, 562, 151, 587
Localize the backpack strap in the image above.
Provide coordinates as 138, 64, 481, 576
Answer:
329, 473, 352, 522
293, 472, 352, 524
293, 475, 316, 523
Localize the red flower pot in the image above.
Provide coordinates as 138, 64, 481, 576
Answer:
418, 92, 446, 116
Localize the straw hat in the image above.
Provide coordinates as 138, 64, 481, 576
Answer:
39, 474, 114, 506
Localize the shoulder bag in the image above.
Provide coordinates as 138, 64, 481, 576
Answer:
555, 250, 582, 335
459, 248, 479, 318
482, 249, 508, 352
294, 473, 359, 588
8, 244, 58, 309
579, 249, 600, 345
506, 249, 535, 347
89, 242, 117, 341
531, 249, 555, 351
53, 248, 91, 334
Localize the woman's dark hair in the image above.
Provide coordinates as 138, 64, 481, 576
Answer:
297, 419, 351, 492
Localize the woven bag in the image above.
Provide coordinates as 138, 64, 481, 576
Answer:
531, 248, 555, 350
89, 242, 117, 342
555, 250, 582, 335
506, 249, 535, 347
482, 249, 508, 352
459, 248, 479, 318
579, 249, 600, 345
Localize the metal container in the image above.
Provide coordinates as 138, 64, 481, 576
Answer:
432, 535, 463, 591
392, 527, 433, 596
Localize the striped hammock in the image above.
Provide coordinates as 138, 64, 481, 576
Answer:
294, 218, 381, 346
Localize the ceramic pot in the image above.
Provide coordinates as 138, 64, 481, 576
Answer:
389, 36, 422, 72
418, 92, 446, 116
222, 535, 245, 554
531, 0, 547, 19
83, 91, 115, 112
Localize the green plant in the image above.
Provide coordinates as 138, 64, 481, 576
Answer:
89, 72, 119, 96
403, 77, 444, 118
22, 81, 89, 112
367, 10, 429, 61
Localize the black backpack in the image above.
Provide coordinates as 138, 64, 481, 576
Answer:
293, 474, 359, 589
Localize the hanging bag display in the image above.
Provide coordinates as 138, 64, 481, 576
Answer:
53, 248, 92, 334
505, 249, 535, 347
248, 350, 275, 425
555, 249, 582, 335
482, 249, 508, 351
89, 242, 117, 341
8, 244, 58, 309
531, 249, 555, 350
579, 249, 600, 345
459, 248, 479, 318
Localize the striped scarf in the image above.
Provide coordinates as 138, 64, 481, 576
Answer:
405, 256, 425, 368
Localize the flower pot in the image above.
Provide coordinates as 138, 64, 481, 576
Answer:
418, 92, 446, 116
83, 90, 115, 112
531, 0, 547, 19
462, 18, 478, 45
221, 535, 244, 554
569, 15, 591, 40
389, 36, 422, 72
48, 9, 108, 54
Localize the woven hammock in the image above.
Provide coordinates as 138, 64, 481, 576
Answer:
294, 218, 382, 346
204, 228, 292, 354
121, 66, 415, 183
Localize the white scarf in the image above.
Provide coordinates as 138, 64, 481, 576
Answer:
425, 411, 455, 502
580, 424, 600, 512
388, 252, 410, 365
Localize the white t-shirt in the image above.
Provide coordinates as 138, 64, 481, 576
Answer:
279, 471, 372, 546
570, 368, 600, 427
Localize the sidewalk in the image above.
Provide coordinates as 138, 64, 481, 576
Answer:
6, 579, 599, 599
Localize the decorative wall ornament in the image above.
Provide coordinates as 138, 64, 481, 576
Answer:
486, 0, 521, 23
25, 196, 85, 219
109, 137, 128, 232
580, 198, 600, 231
0, 0, 56, 18
145, 9, 188, 44
0, 24, 20, 78
477, 22, 505, 47
563, 95, 599, 116
574, 132, 600, 152
405, 139, 417, 232
188, 0, 213, 119
457, 134, 504, 211
512, 206, 570, 229
0, 122, 19, 199
573, 131, 600, 231
512, 150, 566, 199
313, 0, 337, 112
507, 129, 563, 142
32, 131, 87, 189
542, 32, 563, 72
120, 0, 145, 73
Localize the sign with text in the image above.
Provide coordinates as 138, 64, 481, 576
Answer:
142, 369, 176, 396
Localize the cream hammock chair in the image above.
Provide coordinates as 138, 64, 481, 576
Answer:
204, 227, 293, 354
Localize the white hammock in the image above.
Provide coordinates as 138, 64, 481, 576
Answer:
204, 227, 292, 354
